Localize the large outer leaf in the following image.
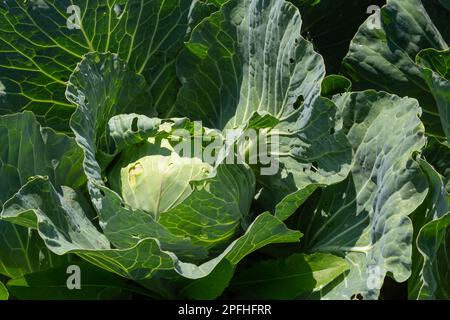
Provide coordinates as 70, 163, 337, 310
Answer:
230, 253, 349, 299
0, 0, 196, 131
409, 160, 450, 299
177, 0, 325, 130
298, 91, 428, 299
343, 0, 450, 139
0, 111, 82, 278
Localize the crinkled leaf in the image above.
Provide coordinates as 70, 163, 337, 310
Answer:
2, 178, 111, 253
107, 114, 163, 156
253, 97, 352, 220
3, 180, 186, 283
298, 91, 428, 299
1, 179, 176, 280
230, 253, 348, 299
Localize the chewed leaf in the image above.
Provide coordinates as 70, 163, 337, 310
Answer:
177, 0, 325, 130
250, 97, 352, 220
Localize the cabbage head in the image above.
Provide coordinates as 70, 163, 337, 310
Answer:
105, 117, 256, 255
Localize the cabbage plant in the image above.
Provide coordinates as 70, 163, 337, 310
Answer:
0, 0, 448, 300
